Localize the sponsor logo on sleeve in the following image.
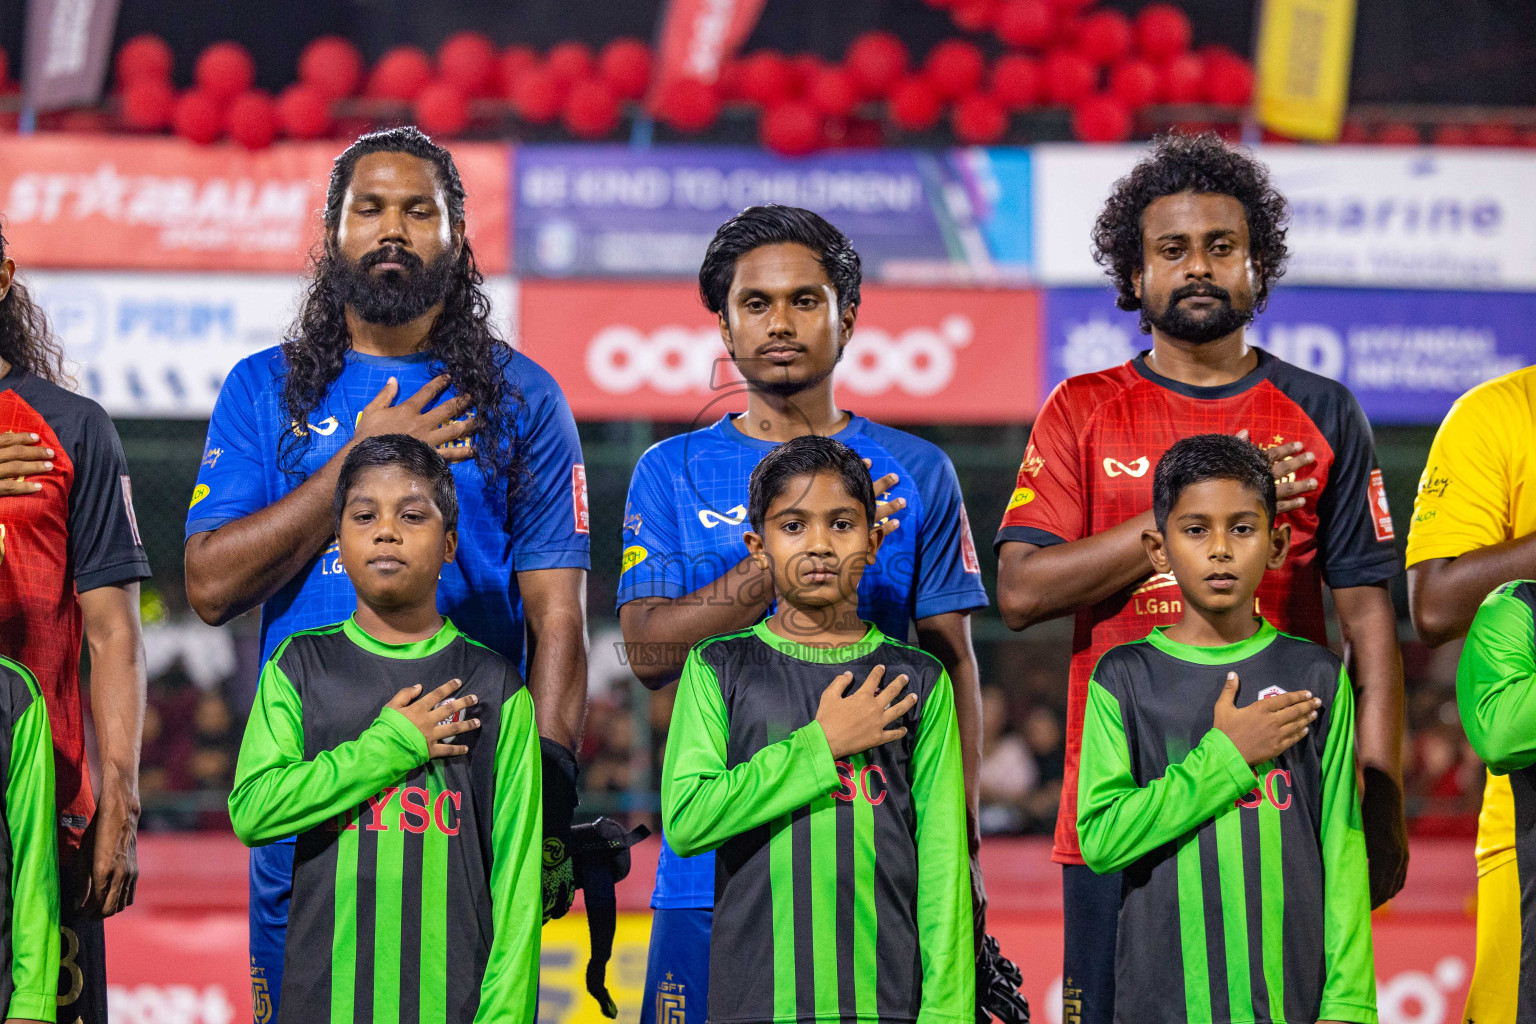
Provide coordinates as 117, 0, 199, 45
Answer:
189, 483, 210, 508
959, 504, 980, 574
121, 476, 143, 547
1417, 466, 1450, 498
1369, 468, 1395, 541
572, 464, 590, 534
621, 545, 648, 573
1006, 486, 1036, 511
201, 445, 223, 469
1020, 442, 1045, 477
623, 503, 642, 536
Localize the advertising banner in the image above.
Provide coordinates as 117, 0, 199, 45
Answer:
1033, 145, 1536, 291
22, 271, 516, 417
513, 145, 1033, 284
648, 0, 769, 102
1043, 286, 1536, 424
0, 135, 510, 273
517, 280, 1041, 423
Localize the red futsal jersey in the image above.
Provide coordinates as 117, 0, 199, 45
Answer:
0, 369, 150, 859
996, 350, 1399, 865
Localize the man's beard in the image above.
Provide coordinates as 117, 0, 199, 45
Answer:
330, 245, 456, 327
1140, 283, 1253, 344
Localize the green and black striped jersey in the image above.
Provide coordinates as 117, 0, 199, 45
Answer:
661, 620, 972, 1024
1457, 580, 1536, 1024
0, 656, 58, 1023
1077, 620, 1376, 1024
228, 617, 541, 1024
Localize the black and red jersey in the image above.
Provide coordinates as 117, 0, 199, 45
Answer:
0, 368, 150, 855
995, 349, 1399, 865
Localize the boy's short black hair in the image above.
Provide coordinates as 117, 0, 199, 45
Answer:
747, 434, 876, 534
1152, 434, 1276, 534
333, 434, 459, 533
699, 205, 862, 316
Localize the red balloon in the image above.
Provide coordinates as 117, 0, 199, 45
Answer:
368, 46, 433, 101
1518, 127, 1536, 149
656, 78, 720, 132
1373, 122, 1421, 146
1159, 53, 1204, 103
1337, 120, 1371, 144
1203, 54, 1253, 106
1078, 10, 1133, 65
547, 41, 595, 85
1072, 93, 1132, 142
1042, 48, 1096, 105
299, 36, 363, 99
1472, 122, 1520, 147
1108, 57, 1160, 109
846, 32, 908, 99
760, 101, 823, 156
790, 54, 825, 90
227, 91, 279, 149
116, 34, 173, 87
278, 84, 333, 139
1432, 123, 1473, 147
1046, 0, 1092, 12
511, 65, 562, 123
415, 82, 470, 137
1135, 4, 1192, 62
888, 76, 942, 131
0, 46, 8, 85
996, 0, 1055, 49
172, 89, 224, 144
60, 109, 111, 132
953, 0, 1000, 32
562, 79, 620, 139
991, 54, 1042, 109
807, 66, 859, 117
738, 51, 796, 106
599, 38, 651, 100
437, 31, 497, 96
496, 46, 539, 96
924, 39, 986, 100
121, 79, 176, 130
952, 93, 1008, 145
195, 42, 255, 101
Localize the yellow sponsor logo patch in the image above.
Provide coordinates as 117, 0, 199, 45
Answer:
1006, 487, 1035, 511
190, 484, 210, 508
621, 545, 648, 572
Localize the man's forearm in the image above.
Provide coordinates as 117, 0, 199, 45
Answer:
82, 587, 145, 803
916, 613, 982, 852
619, 555, 773, 687
184, 448, 350, 626
521, 569, 590, 752
997, 512, 1156, 630
1409, 536, 1536, 647
1335, 584, 1405, 784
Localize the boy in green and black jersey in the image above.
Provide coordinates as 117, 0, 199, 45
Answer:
0, 655, 59, 1024
229, 434, 541, 1024
661, 434, 971, 1024
1077, 434, 1376, 1024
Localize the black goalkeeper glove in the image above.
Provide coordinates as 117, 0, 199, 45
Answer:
571, 817, 652, 1018
541, 738, 580, 922
976, 933, 1030, 1024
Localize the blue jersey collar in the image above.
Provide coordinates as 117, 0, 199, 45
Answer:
345, 348, 439, 367
709, 411, 868, 451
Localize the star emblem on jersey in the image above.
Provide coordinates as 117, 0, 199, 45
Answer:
1257, 685, 1287, 700
698, 504, 747, 528
1103, 456, 1150, 478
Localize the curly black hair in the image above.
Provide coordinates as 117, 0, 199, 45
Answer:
282, 127, 525, 519
1091, 132, 1290, 315
0, 224, 69, 386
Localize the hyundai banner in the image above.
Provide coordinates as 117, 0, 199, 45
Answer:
517, 279, 1040, 423
514, 145, 1033, 284
22, 272, 516, 417
1034, 145, 1536, 291
1045, 286, 1536, 423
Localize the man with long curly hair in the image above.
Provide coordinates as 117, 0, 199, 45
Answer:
0, 226, 152, 1024
994, 132, 1407, 1024
183, 128, 590, 1022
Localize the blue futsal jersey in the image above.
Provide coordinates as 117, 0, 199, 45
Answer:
187, 345, 591, 666
618, 411, 988, 909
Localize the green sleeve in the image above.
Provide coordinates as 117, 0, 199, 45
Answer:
661, 648, 840, 859
911, 670, 974, 1024
475, 687, 543, 1023
228, 658, 430, 846
1076, 679, 1258, 875
1318, 668, 1378, 1024
1457, 586, 1536, 773
6, 677, 58, 1024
